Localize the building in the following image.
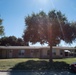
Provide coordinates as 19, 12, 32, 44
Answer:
0, 46, 76, 59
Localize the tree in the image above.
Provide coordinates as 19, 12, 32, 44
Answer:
23, 10, 74, 62
70, 22, 76, 42
0, 36, 27, 46
0, 19, 4, 36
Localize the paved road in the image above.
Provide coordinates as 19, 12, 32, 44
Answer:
0, 71, 76, 75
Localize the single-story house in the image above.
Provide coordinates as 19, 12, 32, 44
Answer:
0, 46, 76, 59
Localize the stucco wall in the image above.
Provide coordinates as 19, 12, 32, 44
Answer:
41, 48, 48, 58
55, 49, 60, 56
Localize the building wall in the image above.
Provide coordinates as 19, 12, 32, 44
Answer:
4, 49, 31, 58
41, 49, 48, 58
40, 48, 64, 58
30, 49, 40, 58
0, 49, 2, 58
12, 50, 18, 58
55, 49, 60, 56
0, 48, 71, 59
2, 50, 7, 58
13, 49, 31, 58
25, 49, 31, 57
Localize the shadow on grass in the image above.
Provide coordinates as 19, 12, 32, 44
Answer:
10, 60, 69, 71
9, 60, 76, 75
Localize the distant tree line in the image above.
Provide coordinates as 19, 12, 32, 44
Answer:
0, 36, 28, 46
0, 18, 29, 46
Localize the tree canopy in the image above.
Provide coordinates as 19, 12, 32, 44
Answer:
0, 36, 28, 46
23, 10, 75, 45
23, 10, 76, 62
0, 19, 4, 36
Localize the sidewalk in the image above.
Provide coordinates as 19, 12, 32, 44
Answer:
0, 71, 76, 75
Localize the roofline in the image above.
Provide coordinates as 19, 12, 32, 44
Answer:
0, 46, 75, 50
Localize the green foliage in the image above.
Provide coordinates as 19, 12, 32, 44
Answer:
0, 19, 4, 36
0, 36, 28, 46
70, 22, 76, 42
23, 11, 48, 44
23, 10, 74, 46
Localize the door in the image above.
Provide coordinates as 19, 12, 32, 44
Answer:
9, 50, 13, 58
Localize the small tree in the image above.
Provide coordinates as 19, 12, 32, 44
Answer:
23, 10, 74, 62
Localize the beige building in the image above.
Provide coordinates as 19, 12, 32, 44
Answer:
0, 46, 76, 59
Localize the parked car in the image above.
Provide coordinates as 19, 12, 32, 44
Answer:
69, 62, 76, 72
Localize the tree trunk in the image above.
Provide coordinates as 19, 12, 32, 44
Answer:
47, 22, 53, 62
49, 44, 53, 62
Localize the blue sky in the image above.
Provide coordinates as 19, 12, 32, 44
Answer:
0, 0, 76, 46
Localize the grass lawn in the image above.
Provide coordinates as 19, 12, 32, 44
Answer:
0, 58, 40, 70
0, 58, 76, 70
53, 58, 76, 64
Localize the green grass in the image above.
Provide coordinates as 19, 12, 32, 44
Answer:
0, 58, 40, 70
53, 58, 76, 64
0, 58, 76, 70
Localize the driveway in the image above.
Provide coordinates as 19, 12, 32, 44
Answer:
0, 71, 76, 75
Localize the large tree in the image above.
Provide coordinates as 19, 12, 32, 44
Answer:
23, 10, 74, 62
0, 19, 4, 36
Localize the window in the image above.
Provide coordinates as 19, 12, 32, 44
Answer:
52, 49, 56, 56
19, 50, 25, 55
60, 50, 63, 55
47, 49, 56, 55
47, 50, 50, 55
53, 52, 56, 55
9, 50, 13, 53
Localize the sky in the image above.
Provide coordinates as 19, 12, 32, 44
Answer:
0, 0, 76, 47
